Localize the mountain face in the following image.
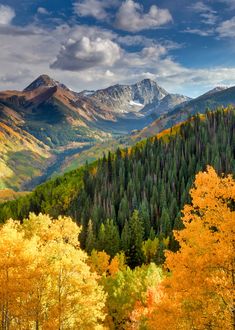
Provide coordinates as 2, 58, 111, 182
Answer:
0, 75, 188, 147
1, 75, 187, 190
24, 74, 69, 91
201, 86, 227, 97
80, 79, 168, 115
141, 93, 191, 118
0, 102, 51, 190
135, 85, 235, 139
1, 74, 234, 191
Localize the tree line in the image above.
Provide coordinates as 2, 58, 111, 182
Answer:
0, 167, 234, 329
0, 108, 234, 267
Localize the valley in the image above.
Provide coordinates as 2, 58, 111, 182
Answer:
1, 74, 235, 194
21, 143, 92, 190
1, 1, 235, 328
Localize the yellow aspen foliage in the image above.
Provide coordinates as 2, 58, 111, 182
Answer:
0, 220, 38, 329
148, 166, 235, 330
88, 250, 111, 276
0, 214, 106, 330
108, 256, 120, 276
108, 252, 127, 276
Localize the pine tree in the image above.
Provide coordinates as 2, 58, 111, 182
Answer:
121, 220, 131, 254
85, 219, 96, 253
103, 219, 120, 257
129, 210, 144, 268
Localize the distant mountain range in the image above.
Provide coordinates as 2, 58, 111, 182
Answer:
0, 74, 234, 191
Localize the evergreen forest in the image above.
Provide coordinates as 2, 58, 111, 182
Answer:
0, 108, 234, 268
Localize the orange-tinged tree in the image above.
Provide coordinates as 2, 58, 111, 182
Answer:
88, 250, 111, 276
0, 220, 38, 329
108, 252, 126, 276
149, 166, 235, 330
0, 214, 106, 330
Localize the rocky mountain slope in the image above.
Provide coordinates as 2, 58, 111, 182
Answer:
0, 103, 51, 189
79, 79, 168, 115
1, 75, 187, 190
134, 85, 235, 139
1, 74, 234, 191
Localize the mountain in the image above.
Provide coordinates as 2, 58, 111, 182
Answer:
1, 75, 186, 145
0, 101, 51, 190
0, 109, 233, 260
201, 86, 227, 97
78, 79, 190, 123
24, 74, 70, 92
0, 75, 190, 190
76, 79, 190, 134
141, 93, 190, 118
2, 74, 234, 192
135, 85, 235, 139
79, 79, 168, 114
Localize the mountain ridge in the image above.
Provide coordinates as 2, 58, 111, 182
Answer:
134, 85, 235, 139
0, 74, 234, 191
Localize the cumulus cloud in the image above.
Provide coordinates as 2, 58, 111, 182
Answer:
0, 18, 235, 97
121, 45, 167, 69
74, 0, 119, 20
50, 36, 121, 71
216, 16, 235, 38
115, 0, 172, 32
0, 4, 15, 25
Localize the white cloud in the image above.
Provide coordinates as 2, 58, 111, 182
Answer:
51, 36, 121, 71
0, 4, 15, 25
183, 27, 214, 37
115, 0, 172, 32
0, 21, 235, 97
0, 69, 32, 84
73, 0, 118, 20
190, 2, 217, 25
192, 2, 215, 14
217, 16, 235, 38
37, 7, 50, 15
116, 35, 155, 47
122, 45, 167, 68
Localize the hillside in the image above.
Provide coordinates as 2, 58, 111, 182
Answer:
46, 85, 235, 176
0, 102, 51, 190
1, 75, 235, 192
0, 75, 190, 191
135, 86, 235, 139
0, 108, 234, 263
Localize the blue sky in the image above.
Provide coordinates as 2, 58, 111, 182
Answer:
0, 0, 235, 97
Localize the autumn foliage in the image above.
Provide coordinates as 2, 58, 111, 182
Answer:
148, 166, 235, 330
0, 214, 106, 330
0, 166, 234, 329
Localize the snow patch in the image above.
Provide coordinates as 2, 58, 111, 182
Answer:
83, 90, 95, 96
129, 100, 144, 107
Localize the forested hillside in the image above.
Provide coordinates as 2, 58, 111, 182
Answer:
0, 108, 234, 266
0, 167, 234, 329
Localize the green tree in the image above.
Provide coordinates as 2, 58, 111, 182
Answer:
129, 210, 144, 268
